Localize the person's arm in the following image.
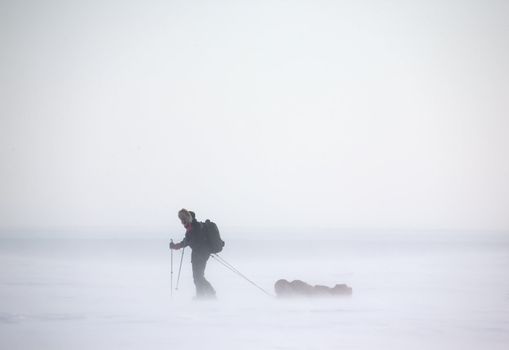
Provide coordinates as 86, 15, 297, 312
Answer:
170, 234, 189, 250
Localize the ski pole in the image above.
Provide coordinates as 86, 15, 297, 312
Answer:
170, 239, 174, 297
175, 247, 185, 290
211, 254, 273, 297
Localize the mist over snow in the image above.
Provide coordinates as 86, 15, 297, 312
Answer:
1, 232, 509, 350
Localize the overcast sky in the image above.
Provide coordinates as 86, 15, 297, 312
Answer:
0, 0, 508, 234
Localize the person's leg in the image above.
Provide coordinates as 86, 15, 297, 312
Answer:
192, 256, 205, 297
192, 254, 215, 298
200, 255, 215, 296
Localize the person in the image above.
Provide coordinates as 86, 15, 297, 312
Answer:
170, 209, 216, 299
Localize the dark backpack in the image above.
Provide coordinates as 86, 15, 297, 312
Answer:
203, 219, 225, 254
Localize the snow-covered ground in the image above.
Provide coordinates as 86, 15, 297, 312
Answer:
1, 232, 508, 349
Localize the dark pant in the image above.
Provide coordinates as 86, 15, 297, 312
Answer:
191, 252, 215, 298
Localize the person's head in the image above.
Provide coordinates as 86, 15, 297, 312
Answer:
178, 209, 193, 226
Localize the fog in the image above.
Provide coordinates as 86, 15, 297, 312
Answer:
1, 0, 508, 233
1, 1, 509, 349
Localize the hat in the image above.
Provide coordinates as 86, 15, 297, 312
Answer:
178, 209, 192, 223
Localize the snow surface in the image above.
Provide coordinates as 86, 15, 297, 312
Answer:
1, 232, 508, 350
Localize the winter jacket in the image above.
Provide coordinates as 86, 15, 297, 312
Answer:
177, 220, 209, 255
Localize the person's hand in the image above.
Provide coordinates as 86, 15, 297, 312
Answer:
170, 242, 179, 250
